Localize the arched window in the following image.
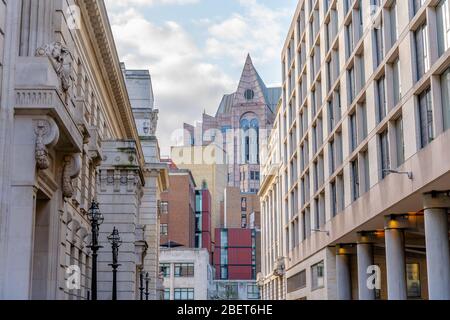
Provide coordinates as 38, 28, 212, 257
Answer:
244, 89, 255, 100
240, 114, 260, 165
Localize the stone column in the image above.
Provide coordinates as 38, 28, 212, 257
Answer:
1, 116, 59, 299
356, 239, 375, 300
423, 192, 450, 300
97, 140, 143, 300
384, 217, 407, 300
336, 246, 352, 300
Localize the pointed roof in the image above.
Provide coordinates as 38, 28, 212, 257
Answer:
215, 54, 281, 116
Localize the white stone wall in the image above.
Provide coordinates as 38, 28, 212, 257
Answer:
160, 248, 213, 300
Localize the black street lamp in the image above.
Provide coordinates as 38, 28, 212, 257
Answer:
87, 200, 104, 301
139, 271, 145, 300
107, 227, 122, 301
145, 272, 150, 301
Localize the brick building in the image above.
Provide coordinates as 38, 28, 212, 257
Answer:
160, 161, 196, 248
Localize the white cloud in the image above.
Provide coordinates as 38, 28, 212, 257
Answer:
105, 0, 200, 8
205, 0, 292, 67
106, 8, 234, 156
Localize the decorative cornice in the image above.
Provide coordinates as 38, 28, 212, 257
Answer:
81, 0, 144, 167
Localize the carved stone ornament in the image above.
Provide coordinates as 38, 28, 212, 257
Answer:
34, 118, 60, 170
36, 41, 72, 104
149, 110, 159, 136
62, 154, 82, 198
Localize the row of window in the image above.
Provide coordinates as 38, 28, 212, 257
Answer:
284, 64, 449, 248
160, 263, 195, 278
163, 288, 195, 300
240, 171, 260, 181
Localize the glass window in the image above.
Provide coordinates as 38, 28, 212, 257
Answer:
160, 224, 168, 236
174, 288, 194, 300
174, 263, 194, 277
160, 201, 169, 214
160, 263, 170, 278
437, 0, 450, 56
380, 130, 390, 179
395, 116, 405, 166
241, 197, 247, 211
163, 289, 170, 300
418, 88, 434, 148
442, 68, 450, 130
348, 66, 356, 103
392, 58, 401, 107
331, 181, 337, 217
287, 270, 307, 293
376, 76, 386, 122
389, 0, 398, 47
247, 284, 260, 299
224, 284, 239, 300
220, 266, 228, 280
349, 112, 358, 151
374, 21, 384, 67
415, 23, 429, 80
311, 261, 325, 290
351, 159, 360, 201
244, 89, 255, 100
407, 263, 421, 298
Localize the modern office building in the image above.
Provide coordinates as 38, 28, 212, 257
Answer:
182, 55, 281, 192
260, 0, 450, 300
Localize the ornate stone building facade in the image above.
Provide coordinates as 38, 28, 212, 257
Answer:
0, 0, 167, 300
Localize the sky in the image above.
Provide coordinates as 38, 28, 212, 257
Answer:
105, 0, 298, 157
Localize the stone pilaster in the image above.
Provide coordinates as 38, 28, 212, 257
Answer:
97, 140, 144, 300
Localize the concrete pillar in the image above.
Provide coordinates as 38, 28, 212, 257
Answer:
336, 247, 352, 300
385, 227, 407, 300
357, 242, 375, 300
423, 192, 450, 300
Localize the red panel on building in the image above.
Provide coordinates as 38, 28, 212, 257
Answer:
228, 266, 253, 280
228, 248, 252, 265
214, 228, 255, 281
228, 229, 252, 247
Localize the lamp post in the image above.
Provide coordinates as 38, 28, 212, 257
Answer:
145, 272, 150, 301
87, 200, 104, 301
139, 271, 145, 300
107, 227, 122, 301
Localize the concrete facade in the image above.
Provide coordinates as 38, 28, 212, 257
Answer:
260, 0, 450, 300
